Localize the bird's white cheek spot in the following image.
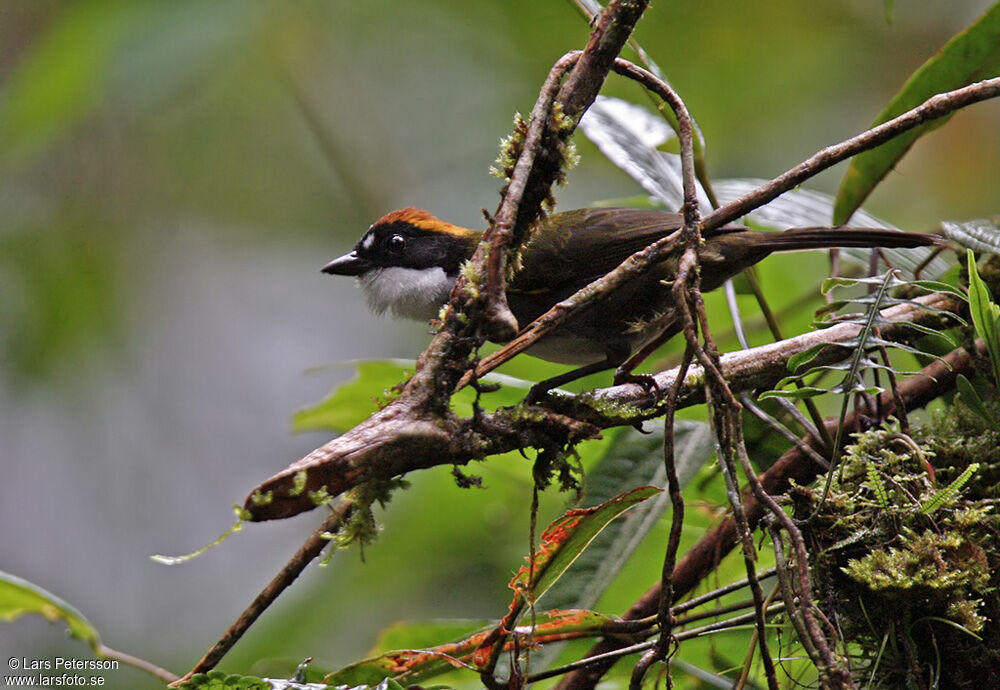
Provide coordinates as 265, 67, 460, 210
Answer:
358, 267, 455, 321
361, 233, 375, 252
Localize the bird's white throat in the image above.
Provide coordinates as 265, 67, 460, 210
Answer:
358, 266, 456, 321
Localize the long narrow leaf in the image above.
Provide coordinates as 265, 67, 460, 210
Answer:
0, 571, 101, 650
955, 374, 996, 425
966, 249, 1000, 387
834, 4, 1000, 223
509, 486, 661, 603
325, 609, 619, 686
472, 486, 660, 667
540, 422, 713, 613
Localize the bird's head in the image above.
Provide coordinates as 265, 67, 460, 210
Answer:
322, 208, 480, 321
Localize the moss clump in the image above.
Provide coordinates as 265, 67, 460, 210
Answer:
574, 390, 646, 423
490, 113, 527, 183
792, 413, 1000, 689
842, 528, 989, 628
287, 470, 308, 497
329, 478, 411, 551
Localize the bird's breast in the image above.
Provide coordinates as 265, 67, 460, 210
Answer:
358, 266, 456, 321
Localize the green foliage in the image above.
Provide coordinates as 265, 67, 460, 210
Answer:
324, 487, 658, 686
865, 460, 890, 508
843, 530, 989, 598
331, 478, 411, 551
0, 2, 140, 163
792, 410, 1000, 685
761, 271, 957, 402
325, 609, 617, 687
0, 227, 121, 382
292, 361, 411, 432
293, 361, 533, 433
0, 1, 271, 165
8, 3, 1000, 689
955, 374, 996, 425
490, 112, 527, 183
370, 620, 493, 655
539, 421, 713, 612
919, 463, 980, 515
834, 2, 1000, 223
174, 670, 270, 690
967, 249, 1000, 389
508, 486, 661, 607
0, 571, 101, 650
921, 389, 1000, 499
943, 217, 1000, 254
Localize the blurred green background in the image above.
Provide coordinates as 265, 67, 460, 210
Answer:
1, 1, 998, 687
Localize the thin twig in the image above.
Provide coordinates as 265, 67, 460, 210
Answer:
96, 645, 178, 685
734, 440, 849, 686
247, 80, 998, 522
766, 520, 822, 667
742, 268, 832, 448
174, 499, 354, 683
535, 604, 785, 685
700, 77, 1000, 232
556, 344, 976, 690
740, 395, 830, 471
674, 242, 781, 689
479, 51, 582, 343
672, 567, 778, 616
459, 56, 700, 391
247, 294, 960, 521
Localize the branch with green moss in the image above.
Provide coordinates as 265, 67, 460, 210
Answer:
556, 341, 981, 690
245, 292, 960, 522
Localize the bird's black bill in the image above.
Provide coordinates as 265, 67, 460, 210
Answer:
322, 251, 371, 276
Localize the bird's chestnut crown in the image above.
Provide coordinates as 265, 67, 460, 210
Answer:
352, 208, 480, 276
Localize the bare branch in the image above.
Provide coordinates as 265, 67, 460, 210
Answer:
245, 293, 960, 521
700, 77, 1000, 231
555, 342, 977, 689
174, 500, 354, 684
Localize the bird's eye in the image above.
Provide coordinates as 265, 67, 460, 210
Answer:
387, 234, 406, 253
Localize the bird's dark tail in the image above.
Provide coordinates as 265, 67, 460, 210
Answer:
754, 226, 941, 251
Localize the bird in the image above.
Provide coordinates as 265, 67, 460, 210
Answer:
322, 206, 940, 396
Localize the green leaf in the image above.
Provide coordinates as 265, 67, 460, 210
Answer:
326, 489, 656, 685
326, 609, 615, 687
758, 386, 830, 401
370, 620, 492, 655
509, 485, 661, 605
173, 670, 271, 690
866, 461, 890, 508
814, 300, 851, 319
919, 463, 980, 515
292, 360, 413, 433
540, 422, 713, 612
833, 4, 1000, 223
966, 249, 1000, 388
0, 570, 101, 651
293, 360, 535, 433
786, 343, 834, 373
909, 280, 972, 300
821, 277, 862, 294
955, 374, 996, 425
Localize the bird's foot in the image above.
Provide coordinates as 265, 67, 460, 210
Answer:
613, 368, 661, 396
